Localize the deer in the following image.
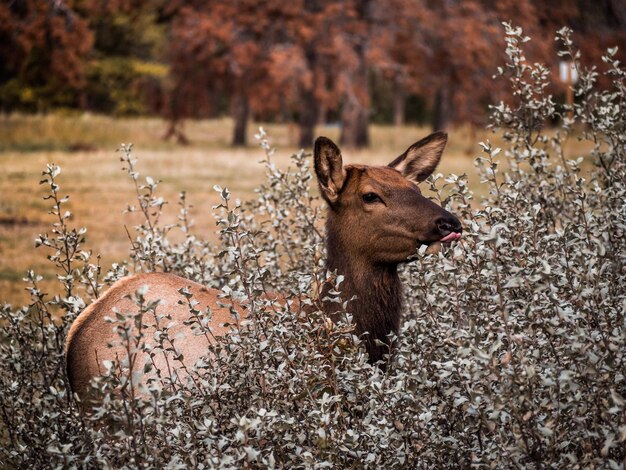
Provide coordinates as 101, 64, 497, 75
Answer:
65, 132, 462, 401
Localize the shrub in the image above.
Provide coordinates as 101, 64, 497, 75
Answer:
1, 25, 625, 468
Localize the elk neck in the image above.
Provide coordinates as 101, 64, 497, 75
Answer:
323, 217, 404, 363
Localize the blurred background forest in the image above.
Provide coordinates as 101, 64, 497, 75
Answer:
1, 0, 625, 148
0, 0, 625, 306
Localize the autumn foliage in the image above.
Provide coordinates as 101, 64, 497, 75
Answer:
1, 0, 625, 146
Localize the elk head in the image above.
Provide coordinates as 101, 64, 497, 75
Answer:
314, 132, 462, 266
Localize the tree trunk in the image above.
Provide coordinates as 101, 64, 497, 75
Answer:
356, 109, 369, 146
163, 86, 189, 145
393, 81, 405, 127
609, 0, 626, 27
79, 90, 88, 111
340, 45, 370, 148
340, 2, 371, 148
279, 95, 291, 124
298, 87, 319, 148
341, 97, 369, 148
317, 103, 327, 126
231, 92, 249, 147
298, 49, 320, 148
163, 119, 190, 145
432, 86, 451, 131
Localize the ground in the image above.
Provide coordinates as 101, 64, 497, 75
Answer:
0, 114, 590, 306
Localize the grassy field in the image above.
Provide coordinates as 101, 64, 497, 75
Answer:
0, 113, 590, 306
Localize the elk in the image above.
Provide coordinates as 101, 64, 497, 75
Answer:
65, 132, 462, 401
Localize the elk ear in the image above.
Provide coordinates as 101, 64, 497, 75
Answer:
314, 136, 346, 204
388, 132, 447, 184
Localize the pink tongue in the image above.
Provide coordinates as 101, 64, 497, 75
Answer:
440, 232, 462, 243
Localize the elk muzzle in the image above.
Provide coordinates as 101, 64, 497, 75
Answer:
436, 214, 463, 243
425, 212, 462, 254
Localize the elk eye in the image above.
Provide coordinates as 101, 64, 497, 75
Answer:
362, 192, 382, 204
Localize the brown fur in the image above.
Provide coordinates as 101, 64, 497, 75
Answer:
65, 272, 240, 400
65, 133, 461, 400
320, 164, 459, 363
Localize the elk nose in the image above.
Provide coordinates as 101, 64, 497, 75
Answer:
437, 216, 462, 236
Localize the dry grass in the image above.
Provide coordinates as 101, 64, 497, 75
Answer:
0, 113, 592, 306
